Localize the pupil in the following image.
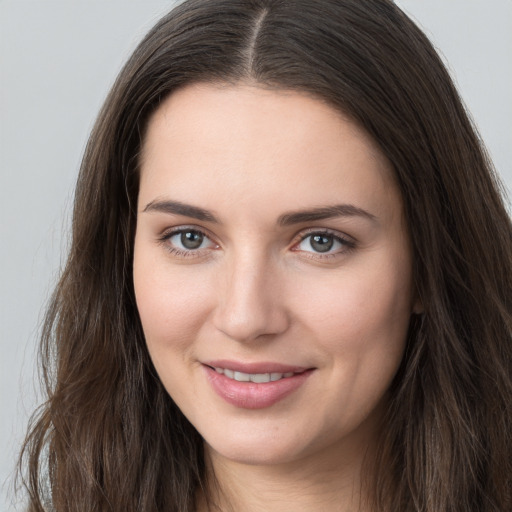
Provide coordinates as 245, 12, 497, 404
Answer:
311, 234, 333, 253
181, 231, 203, 249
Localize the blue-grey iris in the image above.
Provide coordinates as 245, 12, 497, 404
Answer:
311, 234, 334, 253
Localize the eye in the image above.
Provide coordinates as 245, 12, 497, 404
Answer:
295, 231, 355, 256
171, 230, 208, 250
160, 227, 217, 256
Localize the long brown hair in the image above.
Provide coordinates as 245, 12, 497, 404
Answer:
19, 1, 512, 510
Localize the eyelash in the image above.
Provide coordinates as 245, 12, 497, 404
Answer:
158, 226, 217, 259
157, 226, 356, 260
294, 229, 356, 259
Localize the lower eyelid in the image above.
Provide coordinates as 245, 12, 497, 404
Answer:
165, 247, 205, 258
298, 242, 356, 261
158, 241, 214, 260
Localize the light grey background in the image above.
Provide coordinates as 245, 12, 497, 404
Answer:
1, 1, 511, 510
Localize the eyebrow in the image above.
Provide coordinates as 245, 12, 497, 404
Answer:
143, 199, 219, 222
277, 204, 377, 226
142, 199, 376, 225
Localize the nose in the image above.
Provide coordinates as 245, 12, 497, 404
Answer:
212, 252, 290, 343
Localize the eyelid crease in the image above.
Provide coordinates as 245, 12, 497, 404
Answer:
158, 224, 217, 242
293, 227, 357, 247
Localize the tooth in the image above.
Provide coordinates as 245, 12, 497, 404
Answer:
250, 373, 270, 383
219, 368, 296, 382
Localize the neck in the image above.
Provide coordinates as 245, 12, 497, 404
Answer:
197, 438, 375, 512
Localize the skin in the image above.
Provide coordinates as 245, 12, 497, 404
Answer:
133, 83, 420, 511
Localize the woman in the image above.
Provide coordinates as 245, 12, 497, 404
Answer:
19, 0, 512, 511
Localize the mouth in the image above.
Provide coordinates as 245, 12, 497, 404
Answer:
207, 366, 300, 383
202, 361, 314, 409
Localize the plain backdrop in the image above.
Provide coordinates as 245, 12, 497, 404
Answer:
1, 1, 511, 510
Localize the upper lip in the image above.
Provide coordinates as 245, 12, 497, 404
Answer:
203, 359, 311, 374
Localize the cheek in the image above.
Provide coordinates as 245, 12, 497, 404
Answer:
133, 246, 214, 355
295, 255, 413, 361
304, 262, 412, 421
133, 250, 218, 409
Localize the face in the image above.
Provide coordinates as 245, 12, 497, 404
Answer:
133, 83, 417, 468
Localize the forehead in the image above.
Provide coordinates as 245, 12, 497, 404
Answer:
139, 83, 400, 223
141, 82, 388, 168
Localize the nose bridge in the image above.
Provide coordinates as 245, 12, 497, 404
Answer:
213, 245, 288, 342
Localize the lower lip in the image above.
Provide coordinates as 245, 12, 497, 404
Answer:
204, 366, 313, 409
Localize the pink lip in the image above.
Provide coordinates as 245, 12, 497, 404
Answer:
202, 361, 314, 410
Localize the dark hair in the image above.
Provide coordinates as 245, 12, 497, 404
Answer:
19, 0, 512, 510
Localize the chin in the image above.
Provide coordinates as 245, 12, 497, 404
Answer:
207, 441, 302, 467
202, 424, 310, 466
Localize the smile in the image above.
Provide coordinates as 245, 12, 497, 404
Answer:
203, 363, 314, 409
212, 367, 297, 383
